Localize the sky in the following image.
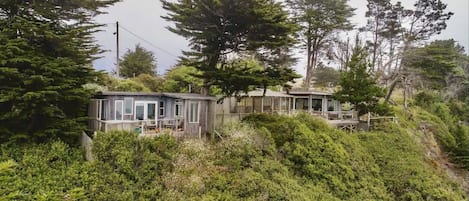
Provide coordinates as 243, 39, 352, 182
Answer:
92, 0, 469, 76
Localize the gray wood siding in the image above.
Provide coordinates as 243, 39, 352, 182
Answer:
90, 93, 215, 137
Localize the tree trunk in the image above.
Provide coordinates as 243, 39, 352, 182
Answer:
304, 40, 313, 89
385, 74, 400, 102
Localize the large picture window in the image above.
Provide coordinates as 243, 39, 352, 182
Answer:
189, 101, 199, 123
124, 98, 133, 115
115, 100, 123, 120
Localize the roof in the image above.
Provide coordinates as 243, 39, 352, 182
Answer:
162, 93, 216, 100
245, 89, 294, 98
288, 89, 332, 96
96, 91, 216, 101
98, 91, 160, 96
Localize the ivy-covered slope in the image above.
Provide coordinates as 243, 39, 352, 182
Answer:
0, 111, 467, 200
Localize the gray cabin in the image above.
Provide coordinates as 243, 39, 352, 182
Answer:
88, 91, 216, 137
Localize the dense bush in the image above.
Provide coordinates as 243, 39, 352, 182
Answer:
0, 114, 467, 200
413, 91, 469, 168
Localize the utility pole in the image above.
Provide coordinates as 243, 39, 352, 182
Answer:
115, 21, 120, 78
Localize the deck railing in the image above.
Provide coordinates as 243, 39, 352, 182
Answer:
89, 118, 185, 135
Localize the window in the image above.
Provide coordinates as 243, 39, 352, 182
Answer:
175, 100, 183, 117
295, 98, 308, 110
189, 101, 199, 123
135, 103, 145, 120
115, 100, 123, 120
124, 98, 133, 115
312, 99, 322, 111
99, 100, 109, 120
135, 101, 157, 120
148, 103, 156, 119
159, 101, 165, 117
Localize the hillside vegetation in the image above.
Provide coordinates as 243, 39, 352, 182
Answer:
1, 105, 468, 200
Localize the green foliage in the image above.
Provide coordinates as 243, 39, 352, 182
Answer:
0, 131, 179, 200
243, 114, 393, 200
90, 131, 177, 200
312, 66, 341, 87
163, 65, 203, 93
113, 79, 151, 92
0, 0, 118, 144
132, 73, 165, 92
95, 73, 152, 92
359, 130, 466, 201
0, 113, 467, 200
413, 91, 469, 168
161, 0, 298, 95
0, 141, 91, 200
334, 39, 390, 117
119, 44, 157, 78
406, 39, 468, 92
286, 0, 354, 87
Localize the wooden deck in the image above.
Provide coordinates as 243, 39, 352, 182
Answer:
328, 119, 360, 131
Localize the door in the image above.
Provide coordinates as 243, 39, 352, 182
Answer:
134, 101, 158, 121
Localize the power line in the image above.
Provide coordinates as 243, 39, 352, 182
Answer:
118, 24, 180, 59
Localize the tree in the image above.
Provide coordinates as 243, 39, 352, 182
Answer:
311, 66, 340, 87
161, 0, 298, 96
286, 0, 355, 88
361, 0, 407, 73
133, 74, 165, 92
120, 44, 157, 78
333, 38, 388, 118
406, 39, 468, 98
0, 0, 118, 143
163, 65, 203, 93
384, 0, 453, 102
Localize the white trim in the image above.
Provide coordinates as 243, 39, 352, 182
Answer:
115, 100, 124, 121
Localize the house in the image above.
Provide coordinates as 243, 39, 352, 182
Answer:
88, 91, 216, 137
215, 89, 294, 125
289, 89, 355, 120
215, 88, 355, 124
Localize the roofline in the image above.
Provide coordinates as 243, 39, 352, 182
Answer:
288, 91, 333, 96
95, 91, 216, 101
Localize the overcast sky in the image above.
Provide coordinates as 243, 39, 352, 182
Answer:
92, 0, 469, 76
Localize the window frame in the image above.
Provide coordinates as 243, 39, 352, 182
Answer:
115, 100, 124, 121
135, 102, 145, 120
174, 100, 183, 117
124, 97, 133, 115
188, 101, 199, 123
158, 101, 165, 117
134, 101, 158, 121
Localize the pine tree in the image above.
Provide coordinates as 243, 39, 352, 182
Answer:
333, 38, 388, 118
120, 44, 157, 78
0, 0, 118, 143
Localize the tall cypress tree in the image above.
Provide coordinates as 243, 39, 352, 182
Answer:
0, 0, 118, 143
161, 0, 298, 96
